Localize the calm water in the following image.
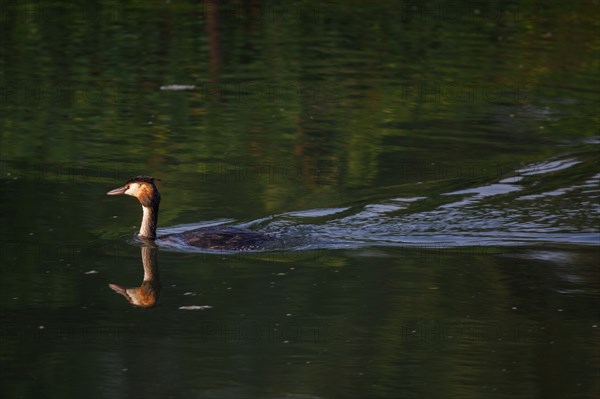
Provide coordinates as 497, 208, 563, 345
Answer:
1, 1, 599, 398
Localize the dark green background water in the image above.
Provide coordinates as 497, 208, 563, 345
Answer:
1, 1, 599, 398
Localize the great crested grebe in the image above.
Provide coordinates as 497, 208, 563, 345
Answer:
106, 176, 274, 249
109, 244, 161, 307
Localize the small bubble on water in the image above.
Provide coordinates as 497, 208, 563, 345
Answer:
178, 305, 212, 311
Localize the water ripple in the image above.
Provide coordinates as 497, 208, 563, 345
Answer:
157, 155, 599, 252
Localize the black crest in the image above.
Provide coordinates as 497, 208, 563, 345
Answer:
126, 176, 159, 184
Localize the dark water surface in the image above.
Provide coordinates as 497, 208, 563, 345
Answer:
1, 1, 599, 398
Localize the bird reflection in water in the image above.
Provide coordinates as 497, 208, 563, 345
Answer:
109, 243, 161, 308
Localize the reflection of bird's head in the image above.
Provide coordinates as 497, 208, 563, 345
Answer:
109, 281, 160, 308
106, 176, 160, 207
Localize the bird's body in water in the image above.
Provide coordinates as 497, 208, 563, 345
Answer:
107, 176, 274, 250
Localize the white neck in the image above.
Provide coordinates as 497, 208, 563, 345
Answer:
141, 246, 158, 281
139, 205, 158, 239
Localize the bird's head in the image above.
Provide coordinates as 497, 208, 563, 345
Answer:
107, 176, 160, 207
109, 282, 160, 308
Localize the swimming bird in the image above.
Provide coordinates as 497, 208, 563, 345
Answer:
106, 176, 273, 249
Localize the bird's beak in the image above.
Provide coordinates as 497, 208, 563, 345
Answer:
109, 284, 132, 301
107, 185, 127, 195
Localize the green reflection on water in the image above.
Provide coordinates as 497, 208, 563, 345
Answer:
1, 1, 599, 398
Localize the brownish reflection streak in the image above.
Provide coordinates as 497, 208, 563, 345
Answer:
205, 0, 222, 101
109, 244, 161, 308
145, 2, 174, 170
